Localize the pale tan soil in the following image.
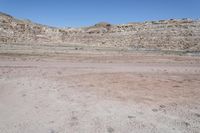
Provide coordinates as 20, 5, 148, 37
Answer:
0, 52, 200, 133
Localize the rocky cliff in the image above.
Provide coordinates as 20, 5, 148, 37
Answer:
1, 12, 200, 51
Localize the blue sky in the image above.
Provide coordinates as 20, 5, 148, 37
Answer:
0, 0, 199, 27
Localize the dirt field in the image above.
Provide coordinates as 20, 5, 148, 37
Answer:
0, 52, 200, 133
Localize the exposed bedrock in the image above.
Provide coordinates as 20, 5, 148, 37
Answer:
1, 12, 200, 51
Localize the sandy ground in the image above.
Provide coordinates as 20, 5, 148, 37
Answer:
0, 52, 200, 133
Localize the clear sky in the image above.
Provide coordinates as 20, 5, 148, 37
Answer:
0, 0, 199, 27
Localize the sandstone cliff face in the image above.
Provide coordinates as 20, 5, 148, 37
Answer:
0, 12, 200, 51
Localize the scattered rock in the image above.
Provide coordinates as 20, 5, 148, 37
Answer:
173, 85, 181, 88
194, 113, 200, 117
22, 94, 26, 97
128, 115, 135, 119
71, 116, 78, 120
181, 121, 190, 127
159, 105, 166, 108
152, 109, 158, 112
107, 127, 114, 133
49, 129, 55, 133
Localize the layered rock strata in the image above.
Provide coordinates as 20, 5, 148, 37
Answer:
1, 12, 200, 51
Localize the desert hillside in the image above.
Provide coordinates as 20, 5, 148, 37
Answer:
1, 12, 200, 133
1, 12, 200, 51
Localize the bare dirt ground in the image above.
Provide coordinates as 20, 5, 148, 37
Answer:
0, 52, 200, 133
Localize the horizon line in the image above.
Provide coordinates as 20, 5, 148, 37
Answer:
1, 11, 199, 28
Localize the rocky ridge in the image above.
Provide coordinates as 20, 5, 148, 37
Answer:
1, 12, 200, 51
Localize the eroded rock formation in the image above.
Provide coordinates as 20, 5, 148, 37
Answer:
1, 12, 200, 51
